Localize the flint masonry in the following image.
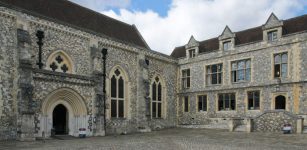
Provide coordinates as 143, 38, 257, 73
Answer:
0, 0, 306, 141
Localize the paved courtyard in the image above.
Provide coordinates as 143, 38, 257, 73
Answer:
1, 128, 307, 150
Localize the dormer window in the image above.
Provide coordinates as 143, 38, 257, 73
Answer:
223, 41, 231, 51
188, 49, 196, 58
268, 30, 277, 41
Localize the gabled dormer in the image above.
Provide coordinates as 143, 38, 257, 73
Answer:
185, 36, 199, 59
219, 26, 235, 51
262, 13, 283, 42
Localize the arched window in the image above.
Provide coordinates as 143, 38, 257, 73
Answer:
151, 76, 162, 118
110, 69, 125, 118
47, 51, 73, 73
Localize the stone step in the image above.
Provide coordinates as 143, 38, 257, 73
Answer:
234, 125, 246, 132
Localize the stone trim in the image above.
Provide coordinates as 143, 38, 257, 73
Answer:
33, 69, 95, 86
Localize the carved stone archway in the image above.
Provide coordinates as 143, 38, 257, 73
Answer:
39, 88, 88, 137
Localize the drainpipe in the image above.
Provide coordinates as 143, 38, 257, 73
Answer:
36, 30, 44, 69
101, 48, 108, 134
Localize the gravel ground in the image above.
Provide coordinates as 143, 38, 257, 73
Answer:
0, 128, 307, 150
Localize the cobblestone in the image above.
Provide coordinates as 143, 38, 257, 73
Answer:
1, 128, 307, 150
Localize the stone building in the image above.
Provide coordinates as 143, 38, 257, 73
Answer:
0, 0, 307, 141
171, 13, 307, 132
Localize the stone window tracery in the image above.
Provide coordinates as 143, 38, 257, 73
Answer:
206, 64, 223, 85
47, 51, 73, 73
231, 59, 251, 82
218, 93, 236, 111
247, 91, 260, 110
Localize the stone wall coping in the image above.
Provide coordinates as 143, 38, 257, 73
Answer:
253, 110, 300, 120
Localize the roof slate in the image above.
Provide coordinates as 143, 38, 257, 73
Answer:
171, 14, 307, 58
0, 0, 150, 49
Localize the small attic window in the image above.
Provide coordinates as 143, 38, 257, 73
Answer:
268, 30, 277, 41
188, 49, 196, 58
223, 41, 231, 51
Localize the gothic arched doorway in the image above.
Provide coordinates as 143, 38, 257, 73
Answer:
40, 88, 88, 137
53, 104, 68, 135
275, 95, 286, 110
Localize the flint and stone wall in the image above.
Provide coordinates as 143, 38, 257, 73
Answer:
178, 30, 307, 126
0, 6, 178, 140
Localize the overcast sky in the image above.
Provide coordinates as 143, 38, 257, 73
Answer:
70, 0, 307, 55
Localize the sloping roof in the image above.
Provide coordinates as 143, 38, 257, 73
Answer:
171, 14, 307, 58
0, 0, 150, 49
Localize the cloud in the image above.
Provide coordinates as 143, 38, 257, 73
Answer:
70, 0, 131, 11
102, 0, 306, 55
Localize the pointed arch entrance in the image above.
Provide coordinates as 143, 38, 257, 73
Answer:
53, 104, 68, 135
40, 88, 88, 137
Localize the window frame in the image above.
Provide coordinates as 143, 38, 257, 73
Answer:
206, 64, 223, 85
247, 91, 260, 110
183, 96, 189, 113
231, 59, 251, 83
181, 69, 191, 89
110, 69, 126, 119
188, 49, 196, 58
217, 93, 236, 111
197, 95, 207, 112
267, 30, 278, 42
151, 77, 163, 119
223, 41, 231, 51
273, 52, 288, 78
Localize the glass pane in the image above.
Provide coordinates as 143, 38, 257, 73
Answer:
282, 54, 288, 63
184, 97, 189, 112
218, 73, 222, 84
219, 64, 223, 72
254, 92, 260, 109
158, 83, 162, 101
231, 99, 236, 110
158, 103, 161, 118
152, 82, 156, 100
218, 95, 223, 111
111, 100, 117, 117
225, 99, 229, 109
203, 96, 207, 111
274, 55, 281, 64
118, 100, 124, 118
246, 60, 251, 68
238, 70, 244, 81
212, 65, 217, 73
282, 64, 287, 78
111, 76, 117, 98
207, 67, 211, 74
274, 64, 281, 77
212, 74, 217, 84
118, 77, 124, 98
198, 96, 203, 111
238, 61, 245, 69
231, 62, 237, 70
246, 69, 251, 81
232, 71, 237, 82
152, 102, 156, 118
187, 78, 190, 87
182, 70, 186, 77
187, 69, 190, 76
206, 75, 211, 85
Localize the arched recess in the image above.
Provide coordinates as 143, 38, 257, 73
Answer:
46, 50, 74, 73
150, 74, 167, 119
275, 95, 286, 110
106, 65, 130, 119
40, 88, 88, 137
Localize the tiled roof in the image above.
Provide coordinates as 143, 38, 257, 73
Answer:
171, 14, 307, 58
0, 0, 150, 49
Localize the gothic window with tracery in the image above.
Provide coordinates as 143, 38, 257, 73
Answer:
110, 69, 125, 118
151, 76, 162, 118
